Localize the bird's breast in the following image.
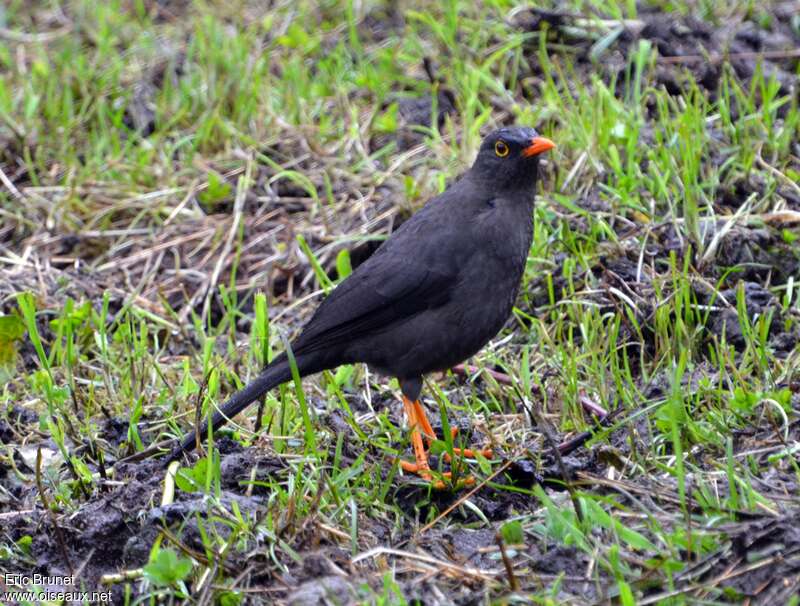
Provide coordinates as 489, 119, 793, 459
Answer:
443, 204, 533, 347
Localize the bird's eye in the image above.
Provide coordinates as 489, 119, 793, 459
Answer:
494, 140, 509, 157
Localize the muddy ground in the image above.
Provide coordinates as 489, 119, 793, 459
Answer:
2, 1, 800, 605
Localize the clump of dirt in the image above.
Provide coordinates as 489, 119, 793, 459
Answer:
2, 450, 317, 600
287, 574, 359, 606
370, 86, 457, 154
680, 512, 800, 602
514, 3, 800, 100
715, 225, 800, 285
0, 405, 39, 445
2, 2, 798, 603
217, 448, 290, 494
524, 214, 799, 368
699, 280, 796, 349
3, 459, 162, 590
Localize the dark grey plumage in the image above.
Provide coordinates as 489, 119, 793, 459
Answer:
168, 125, 553, 461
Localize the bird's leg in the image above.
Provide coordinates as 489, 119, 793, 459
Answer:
412, 399, 436, 444
400, 396, 469, 489
399, 396, 432, 479
411, 400, 493, 461
396, 398, 484, 489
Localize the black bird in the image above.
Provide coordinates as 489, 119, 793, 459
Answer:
168, 126, 555, 486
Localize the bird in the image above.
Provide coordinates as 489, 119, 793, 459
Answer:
167, 125, 555, 487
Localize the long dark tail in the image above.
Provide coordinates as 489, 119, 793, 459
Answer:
165, 351, 321, 464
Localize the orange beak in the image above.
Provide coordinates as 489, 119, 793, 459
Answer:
522, 136, 556, 157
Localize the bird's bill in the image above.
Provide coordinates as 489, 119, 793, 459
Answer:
522, 136, 556, 157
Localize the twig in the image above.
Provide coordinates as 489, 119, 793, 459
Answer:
100, 569, 144, 584
700, 192, 756, 268
352, 547, 499, 582
164, 180, 200, 225
0, 26, 71, 43
35, 447, 74, 575
162, 461, 180, 506
557, 405, 621, 456
452, 363, 517, 387
254, 395, 267, 433
0, 509, 34, 520
113, 439, 173, 465
759, 210, 800, 225
579, 393, 607, 419
454, 366, 606, 423
495, 533, 519, 591
0, 164, 26, 201
200, 160, 252, 323
526, 399, 584, 524
756, 146, 800, 198
318, 522, 350, 541
660, 47, 800, 64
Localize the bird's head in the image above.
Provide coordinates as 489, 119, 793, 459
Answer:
470, 126, 555, 193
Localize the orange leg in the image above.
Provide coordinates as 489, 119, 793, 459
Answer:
399, 396, 432, 480
399, 397, 492, 489
412, 399, 436, 443
400, 396, 453, 489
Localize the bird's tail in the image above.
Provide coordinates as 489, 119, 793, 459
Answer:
165, 352, 303, 464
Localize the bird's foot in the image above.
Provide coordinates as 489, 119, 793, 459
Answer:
399, 396, 490, 490
398, 459, 475, 490
441, 427, 494, 462
412, 399, 493, 459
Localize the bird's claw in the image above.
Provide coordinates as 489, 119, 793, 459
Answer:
441, 427, 493, 462
399, 397, 490, 490
397, 459, 476, 490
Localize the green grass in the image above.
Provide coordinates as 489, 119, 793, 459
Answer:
1, 0, 799, 603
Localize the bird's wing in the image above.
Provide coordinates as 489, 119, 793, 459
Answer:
289, 178, 479, 356
292, 241, 458, 355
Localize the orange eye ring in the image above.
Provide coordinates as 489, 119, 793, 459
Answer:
494, 140, 509, 157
